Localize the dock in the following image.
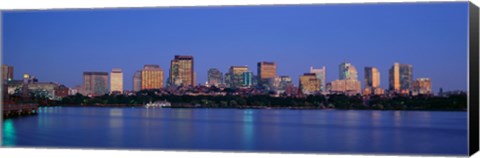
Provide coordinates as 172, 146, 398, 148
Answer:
2, 104, 39, 118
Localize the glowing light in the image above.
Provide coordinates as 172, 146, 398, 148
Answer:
2, 119, 16, 146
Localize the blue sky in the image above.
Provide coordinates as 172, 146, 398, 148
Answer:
2, 2, 469, 92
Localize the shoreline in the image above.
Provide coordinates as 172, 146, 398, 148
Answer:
49, 104, 467, 112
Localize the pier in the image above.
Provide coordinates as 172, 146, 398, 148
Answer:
2, 104, 39, 118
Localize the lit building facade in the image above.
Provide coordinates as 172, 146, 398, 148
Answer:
243, 72, 254, 87
310, 66, 326, 92
413, 78, 432, 95
133, 71, 142, 92
83, 72, 109, 96
257, 61, 277, 87
141, 65, 164, 90
207, 68, 223, 87
330, 62, 361, 95
339, 62, 358, 80
331, 79, 362, 95
169, 55, 194, 87
299, 73, 320, 95
389, 62, 413, 94
110, 68, 123, 94
364, 67, 381, 95
276, 76, 293, 94
228, 66, 249, 88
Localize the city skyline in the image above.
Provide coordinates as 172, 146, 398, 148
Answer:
2, 2, 468, 93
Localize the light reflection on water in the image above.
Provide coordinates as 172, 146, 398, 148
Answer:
1, 107, 468, 155
242, 109, 254, 150
2, 119, 16, 146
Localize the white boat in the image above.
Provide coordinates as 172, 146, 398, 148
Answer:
145, 100, 171, 108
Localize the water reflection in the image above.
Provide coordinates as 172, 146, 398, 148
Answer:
109, 108, 124, 128
173, 109, 193, 146
394, 111, 402, 127
2, 119, 16, 146
243, 109, 255, 150
109, 109, 124, 146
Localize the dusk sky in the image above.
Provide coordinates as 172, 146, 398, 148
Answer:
2, 2, 469, 92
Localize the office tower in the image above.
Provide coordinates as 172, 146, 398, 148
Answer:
364, 67, 382, 95
389, 62, 413, 93
133, 71, 142, 92
242, 72, 254, 87
310, 66, 326, 92
258, 61, 277, 79
299, 73, 320, 94
228, 66, 249, 88
2, 64, 13, 83
110, 68, 123, 94
257, 61, 277, 87
141, 65, 164, 90
207, 68, 223, 87
413, 78, 432, 95
83, 72, 109, 96
331, 62, 361, 95
339, 62, 358, 80
169, 55, 194, 86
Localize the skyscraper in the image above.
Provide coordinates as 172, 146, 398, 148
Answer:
331, 62, 361, 95
110, 68, 123, 94
258, 61, 277, 80
2, 64, 13, 83
389, 62, 413, 93
242, 72, 254, 87
141, 65, 164, 90
339, 62, 358, 80
169, 55, 194, 87
228, 66, 249, 88
133, 70, 142, 92
299, 73, 320, 94
364, 67, 380, 88
364, 67, 382, 95
207, 68, 223, 87
310, 66, 326, 92
83, 72, 109, 96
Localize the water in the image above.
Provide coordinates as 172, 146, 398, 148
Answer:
2, 106, 468, 156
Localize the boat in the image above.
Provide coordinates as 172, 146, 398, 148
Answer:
145, 100, 171, 108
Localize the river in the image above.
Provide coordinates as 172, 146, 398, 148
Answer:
1, 106, 468, 156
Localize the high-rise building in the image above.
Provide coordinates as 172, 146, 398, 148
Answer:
2, 64, 13, 83
413, 78, 432, 95
258, 61, 277, 79
389, 62, 413, 93
228, 66, 249, 88
110, 68, 123, 94
299, 73, 320, 94
169, 55, 194, 87
141, 65, 164, 90
257, 61, 277, 87
339, 62, 358, 80
83, 72, 109, 96
364, 67, 380, 88
330, 62, 361, 95
364, 67, 381, 95
310, 66, 326, 92
133, 71, 142, 92
207, 68, 223, 87
242, 72, 254, 87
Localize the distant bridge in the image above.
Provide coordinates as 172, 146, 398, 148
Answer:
2, 104, 39, 118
